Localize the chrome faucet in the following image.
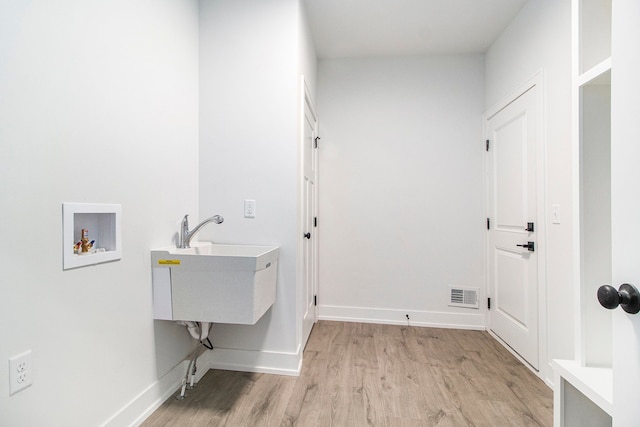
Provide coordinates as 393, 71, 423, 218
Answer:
179, 214, 224, 249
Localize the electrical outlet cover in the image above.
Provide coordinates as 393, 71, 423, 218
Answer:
9, 350, 32, 395
244, 199, 256, 218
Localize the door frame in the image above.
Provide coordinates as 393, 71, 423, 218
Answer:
610, 1, 640, 422
484, 71, 550, 383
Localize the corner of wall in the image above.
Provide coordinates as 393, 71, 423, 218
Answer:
103, 358, 208, 427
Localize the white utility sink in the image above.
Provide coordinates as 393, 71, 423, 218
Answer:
151, 242, 279, 324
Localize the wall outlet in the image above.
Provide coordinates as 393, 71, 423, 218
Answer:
9, 350, 33, 395
244, 199, 256, 218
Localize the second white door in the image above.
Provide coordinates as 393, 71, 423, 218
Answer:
301, 82, 318, 348
486, 83, 540, 370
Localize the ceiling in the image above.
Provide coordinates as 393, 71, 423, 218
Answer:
302, 0, 528, 59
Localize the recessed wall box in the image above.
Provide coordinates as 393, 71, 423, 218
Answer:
62, 203, 122, 270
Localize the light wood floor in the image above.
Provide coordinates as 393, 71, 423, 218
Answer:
142, 321, 552, 426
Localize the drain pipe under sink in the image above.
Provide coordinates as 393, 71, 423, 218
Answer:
175, 321, 213, 399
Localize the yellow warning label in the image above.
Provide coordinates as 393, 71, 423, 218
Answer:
158, 259, 181, 265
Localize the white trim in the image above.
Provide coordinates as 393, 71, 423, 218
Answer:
103, 346, 302, 426
570, 0, 583, 367
295, 75, 305, 351
552, 359, 613, 416
318, 305, 485, 330
483, 71, 549, 383
204, 346, 302, 377
537, 70, 551, 386
101, 358, 208, 427
484, 72, 539, 120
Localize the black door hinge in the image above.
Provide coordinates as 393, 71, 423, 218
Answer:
488, 298, 491, 310
314, 136, 321, 149
314, 217, 317, 227
487, 218, 490, 230
314, 295, 317, 306
486, 139, 490, 151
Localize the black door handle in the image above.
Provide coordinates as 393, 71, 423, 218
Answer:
598, 283, 640, 314
303, 232, 311, 239
516, 242, 535, 252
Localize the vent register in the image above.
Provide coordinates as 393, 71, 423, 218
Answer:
449, 287, 479, 309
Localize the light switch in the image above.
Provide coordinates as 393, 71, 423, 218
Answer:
552, 204, 560, 224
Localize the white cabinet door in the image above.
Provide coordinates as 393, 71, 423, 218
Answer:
611, 0, 640, 425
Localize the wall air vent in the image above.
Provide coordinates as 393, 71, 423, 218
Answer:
449, 287, 479, 309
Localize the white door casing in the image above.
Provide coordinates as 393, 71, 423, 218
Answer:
611, 1, 640, 424
486, 80, 544, 371
301, 79, 318, 349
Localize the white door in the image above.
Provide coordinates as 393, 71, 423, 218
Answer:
611, 1, 640, 424
486, 84, 540, 370
301, 82, 318, 347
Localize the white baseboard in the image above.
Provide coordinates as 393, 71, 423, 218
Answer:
103, 345, 301, 426
203, 346, 302, 377
318, 304, 486, 330
102, 358, 209, 427
545, 361, 555, 388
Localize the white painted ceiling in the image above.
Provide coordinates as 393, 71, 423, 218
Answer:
303, 0, 528, 59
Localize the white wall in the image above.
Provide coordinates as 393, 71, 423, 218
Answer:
0, 0, 200, 425
316, 55, 486, 328
198, 0, 311, 373
485, 0, 573, 383
298, 0, 317, 96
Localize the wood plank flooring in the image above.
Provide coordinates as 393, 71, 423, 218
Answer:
142, 321, 552, 426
